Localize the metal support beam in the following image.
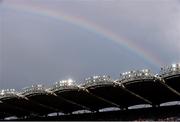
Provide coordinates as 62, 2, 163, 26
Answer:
84, 88, 121, 108
52, 92, 92, 112
114, 81, 152, 105
159, 78, 180, 97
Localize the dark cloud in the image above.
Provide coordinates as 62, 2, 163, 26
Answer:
0, 0, 180, 89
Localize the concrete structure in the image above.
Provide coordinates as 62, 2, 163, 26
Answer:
0, 63, 180, 120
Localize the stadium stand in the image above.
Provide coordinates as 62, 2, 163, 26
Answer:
0, 63, 180, 120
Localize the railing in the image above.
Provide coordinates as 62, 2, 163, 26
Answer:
21, 84, 47, 95
0, 63, 180, 97
50, 79, 79, 92
119, 69, 155, 84
82, 75, 114, 87
0, 89, 18, 98
160, 63, 180, 77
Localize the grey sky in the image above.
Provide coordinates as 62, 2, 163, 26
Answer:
0, 0, 180, 89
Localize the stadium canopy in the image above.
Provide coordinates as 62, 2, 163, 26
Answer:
0, 63, 180, 120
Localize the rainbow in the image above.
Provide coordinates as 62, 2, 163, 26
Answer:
1, 3, 164, 68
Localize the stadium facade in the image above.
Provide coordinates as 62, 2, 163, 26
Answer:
0, 63, 180, 120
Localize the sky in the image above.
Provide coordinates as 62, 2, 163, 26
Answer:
0, 0, 180, 89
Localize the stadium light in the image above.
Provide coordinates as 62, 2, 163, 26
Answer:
20, 84, 46, 95
0, 89, 18, 98
119, 69, 154, 83
172, 64, 176, 68
67, 78, 73, 86
54, 79, 74, 87
50, 78, 79, 92
160, 63, 180, 77
0, 90, 5, 96
83, 75, 113, 87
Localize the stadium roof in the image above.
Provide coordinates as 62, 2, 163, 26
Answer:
0, 63, 180, 119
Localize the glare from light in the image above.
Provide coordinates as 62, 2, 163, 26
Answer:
37, 84, 42, 87
172, 64, 176, 68
67, 78, 73, 85
0, 90, 5, 95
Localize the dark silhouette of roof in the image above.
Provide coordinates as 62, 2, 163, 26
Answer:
0, 63, 180, 120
